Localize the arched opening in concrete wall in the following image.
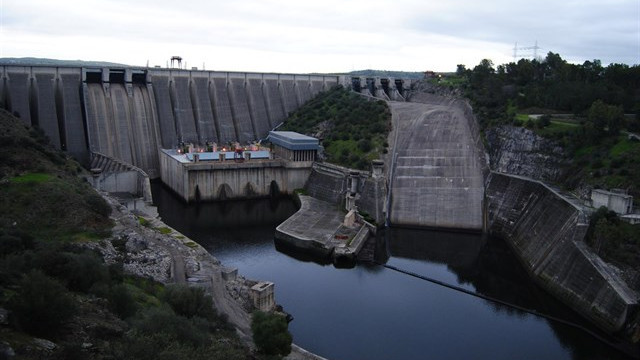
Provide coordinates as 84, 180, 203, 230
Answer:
380, 78, 391, 97
395, 79, 404, 96
269, 180, 280, 198
351, 77, 361, 92
366, 78, 375, 95
132, 72, 147, 85
85, 71, 102, 84
109, 70, 125, 84
218, 183, 233, 201
194, 184, 201, 203
244, 182, 257, 197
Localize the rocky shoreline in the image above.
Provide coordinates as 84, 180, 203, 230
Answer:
88, 193, 327, 360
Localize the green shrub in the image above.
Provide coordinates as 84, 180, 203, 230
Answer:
33, 248, 110, 293
86, 193, 112, 217
130, 307, 210, 348
8, 269, 76, 336
109, 283, 139, 319
162, 284, 216, 320
0, 229, 34, 256
138, 216, 151, 227
251, 311, 292, 357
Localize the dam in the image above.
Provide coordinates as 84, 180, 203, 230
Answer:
0, 64, 412, 181
0, 65, 356, 177
1, 63, 638, 342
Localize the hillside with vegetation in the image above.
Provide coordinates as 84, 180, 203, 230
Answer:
439, 54, 640, 286
280, 85, 391, 170
0, 110, 289, 359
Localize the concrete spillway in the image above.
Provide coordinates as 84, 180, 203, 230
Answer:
263, 78, 286, 126
171, 74, 199, 144
228, 78, 255, 143
210, 76, 236, 144
246, 77, 271, 137
33, 71, 61, 149
1, 65, 343, 177
388, 95, 487, 230
151, 75, 177, 149
190, 75, 217, 143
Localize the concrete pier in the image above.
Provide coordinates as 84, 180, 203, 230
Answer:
274, 195, 370, 263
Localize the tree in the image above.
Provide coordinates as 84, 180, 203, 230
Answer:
8, 270, 76, 336
162, 284, 216, 320
251, 311, 292, 356
585, 100, 624, 141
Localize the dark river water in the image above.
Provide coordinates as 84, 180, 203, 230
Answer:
152, 183, 632, 360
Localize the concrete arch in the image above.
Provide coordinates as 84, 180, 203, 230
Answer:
244, 182, 258, 197
217, 183, 233, 201
269, 180, 281, 198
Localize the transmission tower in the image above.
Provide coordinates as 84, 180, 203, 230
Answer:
513, 41, 541, 62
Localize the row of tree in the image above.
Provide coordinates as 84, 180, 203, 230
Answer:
456, 53, 640, 121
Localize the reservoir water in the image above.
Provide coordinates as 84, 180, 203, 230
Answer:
152, 183, 631, 360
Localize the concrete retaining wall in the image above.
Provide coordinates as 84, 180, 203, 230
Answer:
304, 163, 348, 204
486, 172, 638, 333
356, 177, 386, 225
159, 150, 312, 202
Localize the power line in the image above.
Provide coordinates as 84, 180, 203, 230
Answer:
513, 40, 541, 62
375, 261, 638, 359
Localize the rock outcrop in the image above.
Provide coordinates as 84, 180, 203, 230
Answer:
485, 125, 568, 182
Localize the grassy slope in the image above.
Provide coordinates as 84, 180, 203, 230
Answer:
0, 109, 112, 241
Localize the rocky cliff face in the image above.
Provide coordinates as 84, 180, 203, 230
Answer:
485, 126, 568, 183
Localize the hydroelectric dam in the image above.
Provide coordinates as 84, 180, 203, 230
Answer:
1, 64, 638, 340
0, 64, 410, 179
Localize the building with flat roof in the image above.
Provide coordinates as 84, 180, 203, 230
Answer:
268, 131, 319, 162
591, 189, 633, 215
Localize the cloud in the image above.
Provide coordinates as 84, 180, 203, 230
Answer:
1, 0, 638, 72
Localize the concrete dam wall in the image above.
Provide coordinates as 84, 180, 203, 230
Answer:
0, 65, 342, 177
486, 172, 638, 333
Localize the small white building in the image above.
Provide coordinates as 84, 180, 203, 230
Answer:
591, 189, 633, 215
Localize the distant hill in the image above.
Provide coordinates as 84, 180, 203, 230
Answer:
0, 57, 130, 68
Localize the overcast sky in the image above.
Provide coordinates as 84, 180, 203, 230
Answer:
1, 0, 638, 73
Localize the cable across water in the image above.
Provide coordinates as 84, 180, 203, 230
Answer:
375, 261, 638, 359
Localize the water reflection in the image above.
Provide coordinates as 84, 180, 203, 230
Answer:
151, 181, 635, 360
382, 228, 634, 359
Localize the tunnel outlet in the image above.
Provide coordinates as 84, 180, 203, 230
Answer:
395, 79, 404, 95
351, 77, 361, 92
380, 78, 390, 97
